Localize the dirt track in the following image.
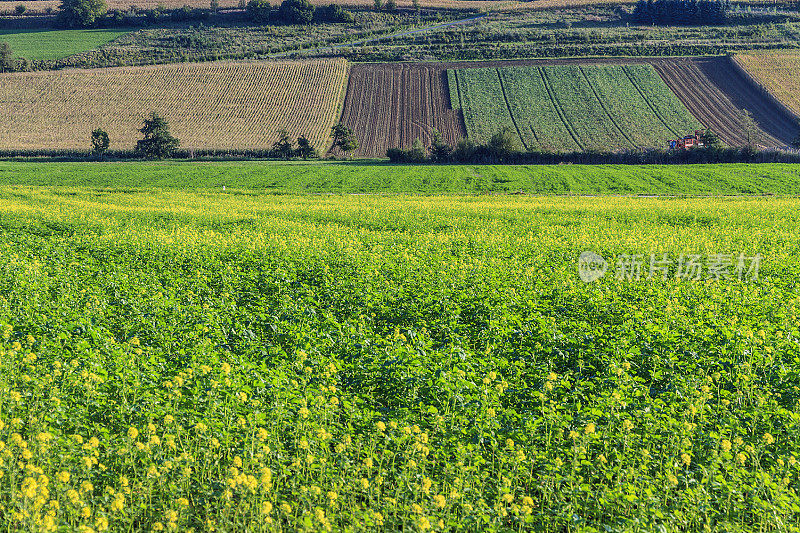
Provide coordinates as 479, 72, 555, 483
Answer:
338, 56, 797, 156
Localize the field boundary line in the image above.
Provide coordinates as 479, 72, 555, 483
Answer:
496, 68, 529, 151
539, 66, 584, 150
579, 66, 637, 150
622, 65, 681, 138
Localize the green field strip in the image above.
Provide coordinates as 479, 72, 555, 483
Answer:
498, 67, 580, 152
538, 67, 585, 151
447, 69, 461, 112
621, 65, 682, 138
453, 68, 517, 143
578, 66, 638, 150
583, 65, 678, 149
495, 69, 529, 151
623, 65, 704, 136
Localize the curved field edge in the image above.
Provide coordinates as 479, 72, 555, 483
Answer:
0, 162, 799, 195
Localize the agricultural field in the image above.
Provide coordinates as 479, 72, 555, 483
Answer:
735, 50, 800, 119
2, 187, 800, 531
0, 161, 800, 194
336, 63, 465, 158
449, 64, 703, 151
0, 28, 130, 60
654, 57, 799, 148
0, 59, 348, 152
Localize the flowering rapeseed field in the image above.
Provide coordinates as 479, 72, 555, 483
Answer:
0, 188, 798, 532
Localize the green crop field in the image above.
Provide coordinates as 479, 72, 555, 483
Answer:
0, 28, 130, 60
0, 161, 798, 195
449, 65, 704, 152
1, 186, 800, 531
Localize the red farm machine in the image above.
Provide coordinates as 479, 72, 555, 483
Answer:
668, 130, 706, 150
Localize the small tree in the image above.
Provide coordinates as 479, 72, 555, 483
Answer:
488, 127, 521, 159
210, 0, 219, 12
385, 0, 396, 11
407, 138, 427, 162
0, 42, 14, 73
279, 0, 314, 24
738, 109, 762, 148
330, 123, 358, 157
58, 0, 107, 28
135, 112, 179, 159
700, 129, 721, 148
792, 131, 800, 151
272, 130, 294, 160
91, 128, 110, 160
246, 0, 270, 22
373, 0, 382, 10
412, 0, 420, 10
15, 4, 27, 15
296, 136, 318, 159
429, 129, 452, 162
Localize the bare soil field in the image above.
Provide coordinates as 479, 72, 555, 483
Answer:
336, 63, 466, 157
340, 56, 795, 156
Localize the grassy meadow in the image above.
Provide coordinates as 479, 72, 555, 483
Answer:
0, 29, 131, 60
0, 161, 798, 194
0, 186, 800, 531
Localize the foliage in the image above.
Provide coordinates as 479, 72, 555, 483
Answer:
295, 136, 319, 159
0, 42, 13, 73
739, 109, 763, 148
331, 124, 359, 157
90, 128, 110, 159
792, 131, 800, 150
316, 3, 354, 23
278, 0, 315, 24
58, 0, 108, 28
0, 190, 799, 531
271, 130, 295, 160
135, 112, 179, 159
246, 0, 271, 23
701, 129, 721, 148
633, 0, 728, 25
429, 130, 452, 162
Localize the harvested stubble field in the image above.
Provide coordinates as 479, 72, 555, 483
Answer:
0, 59, 348, 152
735, 50, 800, 121
449, 64, 703, 151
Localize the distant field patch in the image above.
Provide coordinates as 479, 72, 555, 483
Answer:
0, 28, 130, 60
0, 59, 348, 152
448, 64, 703, 152
735, 51, 800, 119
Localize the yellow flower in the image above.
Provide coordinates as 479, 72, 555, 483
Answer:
417, 517, 431, 531
585, 423, 596, 435
667, 474, 678, 486
165, 510, 178, 522
764, 433, 775, 445
501, 493, 514, 503
262, 501, 273, 514
721, 440, 732, 453
361, 478, 369, 490
81, 507, 91, 519
164, 415, 174, 424
280, 502, 292, 514
327, 491, 338, 502
737, 452, 747, 465
211, 438, 220, 448
57, 471, 70, 483
434, 494, 446, 508
95, 517, 109, 532
177, 497, 189, 507
681, 453, 691, 467
152, 523, 164, 532
221, 363, 231, 375
376, 421, 386, 432
622, 419, 634, 432
127, 427, 139, 440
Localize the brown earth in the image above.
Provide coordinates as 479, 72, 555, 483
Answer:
339, 56, 796, 156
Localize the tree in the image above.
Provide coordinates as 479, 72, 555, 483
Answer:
272, 130, 294, 160
792, 131, 800, 151
58, 0, 107, 28
700, 129, 721, 148
385, 0, 396, 11
279, 0, 314, 24
15, 4, 27, 15
135, 112, 179, 159
210, 0, 219, 13
429, 129, 452, 162
488, 127, 521, 159
91, 128, 110, 160
738, 109, 762, 148
330, 123, 358, 157
246, 0, 270, 23
296, 136, 318, 159
0, 42, 14, 73
412, 0, 420, 10
407, 138, 427, 162
373, 0, 382, 9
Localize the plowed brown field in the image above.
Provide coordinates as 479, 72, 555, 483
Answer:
336, 63, 466, 157
340, 57, 796, 156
